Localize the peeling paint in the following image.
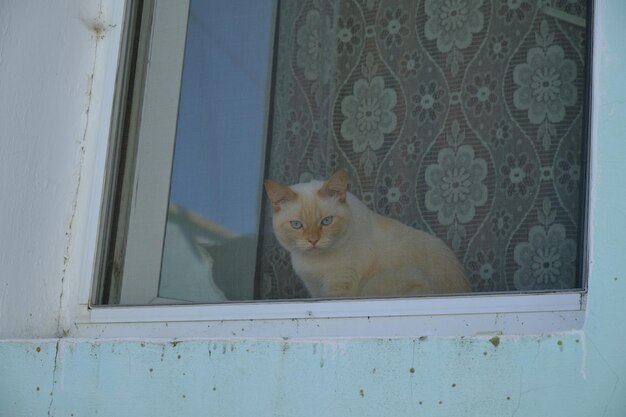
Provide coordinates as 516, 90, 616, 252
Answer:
489, 336, 500, 347
81, 4, 116, 41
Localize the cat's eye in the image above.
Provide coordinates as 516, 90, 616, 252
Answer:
289, 220, 303, 230
321, 216, 333, 226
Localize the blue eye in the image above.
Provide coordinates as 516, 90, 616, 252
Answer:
321, 216, 333, 226
289, 220, 303, 229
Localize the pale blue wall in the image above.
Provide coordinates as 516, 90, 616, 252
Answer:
1, 331, 624, 416
2, 1, 626, 416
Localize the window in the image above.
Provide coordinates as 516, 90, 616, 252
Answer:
92, 0, 592, 315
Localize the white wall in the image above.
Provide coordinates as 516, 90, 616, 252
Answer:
0, 0, 105, 338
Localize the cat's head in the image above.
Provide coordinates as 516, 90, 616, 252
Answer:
264, 169, 351, 254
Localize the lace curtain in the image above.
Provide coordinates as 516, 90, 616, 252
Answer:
258, 0, 587, 298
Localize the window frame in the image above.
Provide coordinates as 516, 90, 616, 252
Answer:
117, 0, 191, 305
75, 0, 593, 338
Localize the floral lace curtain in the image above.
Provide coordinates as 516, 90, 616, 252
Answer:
258, 0, 587, 298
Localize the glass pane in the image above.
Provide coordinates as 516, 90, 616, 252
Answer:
158, 0, 275, 303
99, 0, 590, 305
257, 0, 590, 298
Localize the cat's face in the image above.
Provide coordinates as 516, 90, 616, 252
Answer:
265, 170, 351, 254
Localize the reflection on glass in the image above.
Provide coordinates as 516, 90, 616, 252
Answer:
158, 0, 275, 302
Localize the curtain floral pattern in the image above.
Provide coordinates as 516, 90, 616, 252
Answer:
259, 0, 587, 298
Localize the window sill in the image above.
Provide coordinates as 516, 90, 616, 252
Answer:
72, 292, 585, 339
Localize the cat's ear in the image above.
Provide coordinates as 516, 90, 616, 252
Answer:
319, 168, 348, 203
264, 179, 297, 212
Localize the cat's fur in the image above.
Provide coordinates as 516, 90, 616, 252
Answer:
264, 169, 470, 298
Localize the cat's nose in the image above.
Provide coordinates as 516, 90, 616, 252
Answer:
308, 238, 319, 247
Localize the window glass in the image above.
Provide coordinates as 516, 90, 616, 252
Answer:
158, 0, 274, 303
96, 0, 590, 305
258, 0, 590, 299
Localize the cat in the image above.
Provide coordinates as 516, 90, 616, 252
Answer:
264, 169, 471, 298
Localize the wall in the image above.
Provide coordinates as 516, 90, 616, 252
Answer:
0, 1, 625, 416
0, 1, 107, 338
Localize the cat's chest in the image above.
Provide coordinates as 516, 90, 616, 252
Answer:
292, 248, 366, 277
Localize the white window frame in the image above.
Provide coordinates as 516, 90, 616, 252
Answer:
120, 0, 191, 305
73, 0, 591, 339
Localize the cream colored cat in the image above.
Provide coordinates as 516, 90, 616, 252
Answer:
264, 169, 470, 298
